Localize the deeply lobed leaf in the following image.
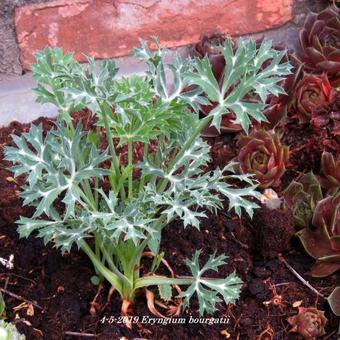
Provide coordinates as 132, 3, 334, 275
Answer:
179, 251, 242, 316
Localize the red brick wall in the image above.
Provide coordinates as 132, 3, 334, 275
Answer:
15, 0, 293, 70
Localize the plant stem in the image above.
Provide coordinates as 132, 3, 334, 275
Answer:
82, 180, 96, 206
94, 235, 103, 281
81, 241, 124, 295
138, 143, 148, 192
128, 139, 133, 199
157, 116, 211, 193
79, 190, 97, 211
135, 275, 193, 289
100, 245, 133, 289
101, 102, 126, 200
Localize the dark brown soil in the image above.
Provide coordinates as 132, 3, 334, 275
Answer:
0, 113, 339, 340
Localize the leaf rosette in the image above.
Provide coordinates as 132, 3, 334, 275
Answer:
298, 4, 340, 86
294, 73, 336, 123
319, 151, 340, 195
238, 129, 289, 188
283, 172, 323, 229
297, 194, 340, 277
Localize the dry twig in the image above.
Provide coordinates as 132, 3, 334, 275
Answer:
277, 254, 324, 298
64, 331, 97, 338
0, 287, 43, 310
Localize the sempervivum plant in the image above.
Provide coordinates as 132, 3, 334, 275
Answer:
283, 172, 323, 229
4, 37, 291, 316
288, 307, 327, 340
238, 129, 289, 188
297, 194, 340, 277
294, 73, 336, 123
319, 151, 340, 194
298, 4, 340, 86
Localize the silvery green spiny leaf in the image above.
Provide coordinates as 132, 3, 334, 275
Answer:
32, 48, 84, 123
138, 115, 211, 185
133, 35, 164, 71
139, 117, 259, 224
86, 56, 119, 89
179, 251, 242, 316
185, 38, 293, 133
32, 48, 120, 121
211, 174, 261, 218
81, 189, 158, 245
4, 123, 110, 219
133, 37, 209, 112
16, 216, 90, 253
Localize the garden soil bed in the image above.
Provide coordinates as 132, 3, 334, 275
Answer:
0, 112, 339, 340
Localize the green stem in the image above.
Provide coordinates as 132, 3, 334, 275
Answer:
94, 178, 99, 208
94, 235, 103, 281
138, 143, 148, 192
100, 246, 133, 289
101, 102, 126, 200
135, 275, 193, 289
94, 129, 100, 207
81, 180, 96, 206
132, 215, 168, 274
79, 190, 97, 211
157, 116, 211, 193
81, 241, 123, 295
127, 139, 133, 199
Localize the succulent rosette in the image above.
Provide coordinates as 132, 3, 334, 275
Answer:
283, 172, 323, 229
294, 73, 336, 123
319, 151, 340, 194
238, 129, 289, 188
288, 307, 327, 340
297, 194, 340, 277
298, 4, 340, 86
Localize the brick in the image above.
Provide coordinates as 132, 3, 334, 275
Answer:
15, 0, 293, 70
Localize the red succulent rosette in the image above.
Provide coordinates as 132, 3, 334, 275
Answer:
319, 151, 340, 194
238, 129, 289, 188
294, 73, 336, 123
288, 307, 327, 340
298, 4, 340, 86
297, 194, 340, 277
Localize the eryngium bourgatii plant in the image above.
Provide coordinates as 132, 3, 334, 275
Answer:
4, 37, 291, 316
